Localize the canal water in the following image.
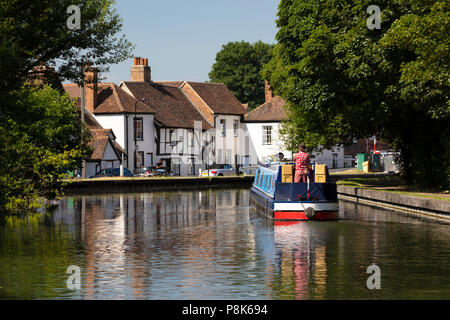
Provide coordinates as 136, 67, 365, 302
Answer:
0, 189, 449, 300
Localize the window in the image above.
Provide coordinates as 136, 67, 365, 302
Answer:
332, 153, 338, 169
262, 126, 272, 145
188, 130, 194, 147
217, 149, 222, 164
241, 155, 250, 166
172, 158, 180, 175
188, 157, 195, 175
220, 119, 226, 136
136, 151, 144, 168
134, 118, 143, 141
147, 152, 153, 166
233, 120, 238, 136
225, 149, 232, 164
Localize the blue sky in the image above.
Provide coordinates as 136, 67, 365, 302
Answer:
104, 0, 280, 83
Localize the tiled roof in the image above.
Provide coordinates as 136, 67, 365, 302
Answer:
244, 96, 288, 122
62, 83, 80, 98
121, 82, 213, 129
62, 84, 127, 160
88, 129, 111, 161
154, 81, 183, 87
186, 82, 247, 115
62, 83, 155, 114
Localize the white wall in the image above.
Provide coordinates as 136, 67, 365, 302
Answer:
242, 122, 291, 164
95, 115, 125, 148
86, 162, 99, 178
242, 121, 345, 168
127, 114, 156, 171
95, 113, 156, 171
215, 115, 241, 165
311, 147, 345, 169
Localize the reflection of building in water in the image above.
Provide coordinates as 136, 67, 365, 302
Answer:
53, 190, 261, 299
215, 189, 249, 209
273, 222, 328, 299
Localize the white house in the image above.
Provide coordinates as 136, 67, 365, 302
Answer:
64, 64, 157, 172
117, 57, 248, 175
61, 83, 127, 177
242, 82, 345, 169
64, 58, 345, 176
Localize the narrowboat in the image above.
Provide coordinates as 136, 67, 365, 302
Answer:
250, 163, 339, 221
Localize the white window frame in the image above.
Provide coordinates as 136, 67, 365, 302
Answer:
262, 125, 273, 145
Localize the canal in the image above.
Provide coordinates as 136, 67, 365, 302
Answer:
0, 189, 449, 299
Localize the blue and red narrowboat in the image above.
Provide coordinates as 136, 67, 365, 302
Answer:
250, 163, 339, 221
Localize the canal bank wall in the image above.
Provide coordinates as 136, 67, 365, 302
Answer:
337, 185, 450, 223
64, 176, 254, 194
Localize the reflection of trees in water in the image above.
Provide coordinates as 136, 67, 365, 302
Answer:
0, 214, 81, 299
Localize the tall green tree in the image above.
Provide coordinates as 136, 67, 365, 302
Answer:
263, 0, 449, 188
0, 84, 91, 213
0, 0, 133, 214
0, 0, 133, 89
209, 40, 274, 109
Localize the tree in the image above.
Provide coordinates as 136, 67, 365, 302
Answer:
0, 0, 133, 214
209, 41, 274, 109
0, 84, 91, 213
0, 0, 133, 90
263, 0, 449, 188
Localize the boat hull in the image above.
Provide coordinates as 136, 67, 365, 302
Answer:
250, 186, 339, 221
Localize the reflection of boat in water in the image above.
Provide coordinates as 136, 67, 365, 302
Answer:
250, 163, 339, 221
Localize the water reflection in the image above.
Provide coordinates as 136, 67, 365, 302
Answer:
0, 190, 449, 300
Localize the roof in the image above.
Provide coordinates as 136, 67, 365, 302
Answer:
88, 129, 112, 161
62, 84, 127, 160
244, 96, 288, 122
186, 82, 247, 115
154, 81, 183, 87
121, 81, 213, 129
62, 83, 155, 114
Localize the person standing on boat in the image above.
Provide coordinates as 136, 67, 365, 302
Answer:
294, 143, 310, 183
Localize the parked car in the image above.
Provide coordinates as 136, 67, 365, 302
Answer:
93, 168, 134, 178
134, 167, 153, 177
153, 167, 169, 176
200, 164, 241, 177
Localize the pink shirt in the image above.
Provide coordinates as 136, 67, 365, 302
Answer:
294, 151, 310, 170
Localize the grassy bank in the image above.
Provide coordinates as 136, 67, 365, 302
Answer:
336, 175, 450, 201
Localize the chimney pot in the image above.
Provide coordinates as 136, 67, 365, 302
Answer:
130, 57, 151, 82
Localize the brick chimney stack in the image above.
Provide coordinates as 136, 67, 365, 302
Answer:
131, 57, 151, 82
84, 63, 98, 113
264, 80, 273, 103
